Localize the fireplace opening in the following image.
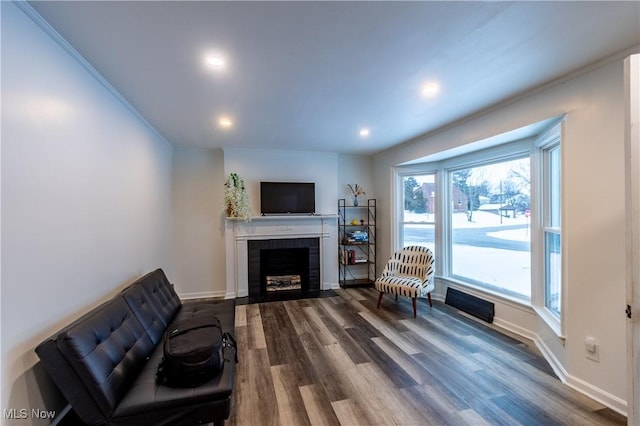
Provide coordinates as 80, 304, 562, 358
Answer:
248, 238, 320, 301
261, 247, 309, 293
266, 275, 301, 292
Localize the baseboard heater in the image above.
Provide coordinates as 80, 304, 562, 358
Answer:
445, 287, 494, 323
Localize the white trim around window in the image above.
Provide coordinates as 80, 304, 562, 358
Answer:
535, 121, 565, 339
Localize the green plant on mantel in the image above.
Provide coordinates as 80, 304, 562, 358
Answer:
224, 172, 251, 221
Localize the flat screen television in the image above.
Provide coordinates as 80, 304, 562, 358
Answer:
260, 182, 315, 215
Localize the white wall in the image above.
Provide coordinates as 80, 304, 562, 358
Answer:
624, 53, 640, 426
172, 148, 226, 298
1, 3, 173, 423
338, 154, 375, 202
560, 59, 627, 411
171, 149, 374, 299
221, 149, 377, 215
374, 56, 632, 413
223, 148, 340, 215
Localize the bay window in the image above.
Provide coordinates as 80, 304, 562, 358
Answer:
394, 121, 563, 311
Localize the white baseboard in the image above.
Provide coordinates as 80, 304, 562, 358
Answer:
498, 321, 627, 418
179, 290, 226, 300
533, 335, 568, 382
490, 318, 627, 417
492, 316, 626, 417
432, 292, 446, 302
493, 317, 537, 343
565, 374, 628, 417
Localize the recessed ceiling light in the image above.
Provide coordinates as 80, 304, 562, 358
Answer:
219, 116, 233, 128
421, 81, 441, 98
205, 54, 225, 70
359, 128, 370, 137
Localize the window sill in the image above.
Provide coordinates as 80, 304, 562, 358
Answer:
533, 305, 565, 340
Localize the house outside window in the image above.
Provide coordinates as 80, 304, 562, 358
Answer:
400, 173, 436, 253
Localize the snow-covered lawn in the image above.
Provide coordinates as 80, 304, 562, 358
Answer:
403, 210, 531, 298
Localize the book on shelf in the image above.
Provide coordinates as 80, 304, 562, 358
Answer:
339, 248, 368, 265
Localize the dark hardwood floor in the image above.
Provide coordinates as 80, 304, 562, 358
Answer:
229, 287, 626, 425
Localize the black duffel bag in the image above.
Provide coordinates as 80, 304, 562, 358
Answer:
156, 315, 227, 387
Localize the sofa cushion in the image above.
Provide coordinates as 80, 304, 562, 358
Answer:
121, 269, 182, 345
113, 342, 235, 420
56, 296, 155, 417
375, 275, 435, 298
112, 299, 237, 425
178, 299, 236, 335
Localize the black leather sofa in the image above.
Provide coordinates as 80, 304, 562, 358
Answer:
35, 269, 236, 426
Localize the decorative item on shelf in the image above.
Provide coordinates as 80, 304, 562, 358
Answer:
360, 219, 365, 226
343, 230, 368, 244
347, 184, 365, 206
351, 219, 359, 226
224, 172, 251, 221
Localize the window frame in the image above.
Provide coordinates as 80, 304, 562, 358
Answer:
535, 122, 565, 337
396, 171, 438, 251
442, 144, 532, 300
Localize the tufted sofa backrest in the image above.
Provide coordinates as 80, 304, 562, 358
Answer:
35, 269, 185, 423
55, 296, 156, 417
121, 269, 181, 345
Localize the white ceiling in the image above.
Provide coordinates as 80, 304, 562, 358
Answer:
29, 1, 640, 155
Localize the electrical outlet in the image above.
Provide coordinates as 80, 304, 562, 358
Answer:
585, 337, 599, 362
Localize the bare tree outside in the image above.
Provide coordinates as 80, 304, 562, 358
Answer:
450, 157, 531, 297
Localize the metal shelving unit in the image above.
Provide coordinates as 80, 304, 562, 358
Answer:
338, 198, 376, 288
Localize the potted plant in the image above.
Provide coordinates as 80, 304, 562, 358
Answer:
224, 173, 251, 221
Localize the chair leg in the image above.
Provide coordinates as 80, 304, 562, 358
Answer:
427, 292, 433, 307
412, 297, 417, 318
377, 291, 384, 309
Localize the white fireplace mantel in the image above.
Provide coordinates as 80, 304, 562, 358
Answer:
224, 215, 339, 298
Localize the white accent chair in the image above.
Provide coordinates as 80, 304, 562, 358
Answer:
375, 246, 435, 318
